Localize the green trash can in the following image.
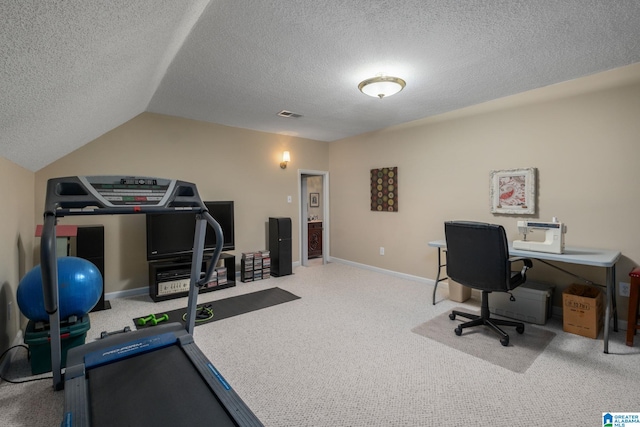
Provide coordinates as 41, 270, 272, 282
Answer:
24, 315, 90, 375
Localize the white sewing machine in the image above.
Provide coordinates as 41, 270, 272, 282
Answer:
513, 218, 567, 254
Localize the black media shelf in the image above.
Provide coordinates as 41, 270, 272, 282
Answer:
148, 253, 236, 302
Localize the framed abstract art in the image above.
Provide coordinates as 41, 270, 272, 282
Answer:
371, 167, 398, 212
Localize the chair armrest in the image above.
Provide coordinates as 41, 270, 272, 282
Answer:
509, 256, 533, 277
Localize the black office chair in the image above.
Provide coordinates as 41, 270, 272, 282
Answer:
444, 221, 533, 346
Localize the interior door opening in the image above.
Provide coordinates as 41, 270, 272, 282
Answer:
299, 170, 329, 267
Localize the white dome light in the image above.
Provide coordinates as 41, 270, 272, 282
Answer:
358, 76, 406, 99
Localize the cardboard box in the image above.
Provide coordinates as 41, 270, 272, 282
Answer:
489, 281, 555, 325
562, 284, 604, 339
448, 279, 471, 303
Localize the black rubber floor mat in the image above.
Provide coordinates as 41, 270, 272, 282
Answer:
134, 287, 300, 329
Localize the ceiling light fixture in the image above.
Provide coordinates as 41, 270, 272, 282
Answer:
358, 75, 406, 99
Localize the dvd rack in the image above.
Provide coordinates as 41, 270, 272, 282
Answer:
240, 251, 271, 282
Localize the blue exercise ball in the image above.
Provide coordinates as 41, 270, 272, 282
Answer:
17, 257, 103, 322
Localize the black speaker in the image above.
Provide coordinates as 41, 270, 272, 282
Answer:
269, 217, 292, 277
76, 226, 110, 311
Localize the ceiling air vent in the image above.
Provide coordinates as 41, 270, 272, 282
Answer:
277, 110, 302, 118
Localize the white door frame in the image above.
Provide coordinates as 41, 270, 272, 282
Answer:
298, 169, 329, 266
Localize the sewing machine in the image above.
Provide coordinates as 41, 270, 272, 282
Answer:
513, 219, 567, 254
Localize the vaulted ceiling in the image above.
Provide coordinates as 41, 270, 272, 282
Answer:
3, 1, 640, 171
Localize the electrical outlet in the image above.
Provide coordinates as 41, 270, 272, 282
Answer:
619, 281, 630, 297
379, 247, 385, 255
287, 195, 292, 203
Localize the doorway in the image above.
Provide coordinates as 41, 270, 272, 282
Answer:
298, 170, 329, 267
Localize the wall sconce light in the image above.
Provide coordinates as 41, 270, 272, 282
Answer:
358, 75, 406, 99
280, 151, 290, 169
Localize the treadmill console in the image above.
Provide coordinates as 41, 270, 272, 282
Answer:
78, 176, 175, 207
44, 175, 205, 216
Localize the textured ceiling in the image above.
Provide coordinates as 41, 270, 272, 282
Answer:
2, 1, 640, 171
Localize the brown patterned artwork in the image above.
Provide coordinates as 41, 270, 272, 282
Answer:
370, 167, 398, 212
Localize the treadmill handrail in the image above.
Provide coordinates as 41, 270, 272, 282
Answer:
198, 211, 224, 287
185, 212, 224, 335
40, 214, 59, 315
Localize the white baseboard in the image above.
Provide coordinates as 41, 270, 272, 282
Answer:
329, 256, 436, 286
105, 287, 148, 300
104, 269, 252, 301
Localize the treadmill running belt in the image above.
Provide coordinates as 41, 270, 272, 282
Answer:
88, 344, 237, 427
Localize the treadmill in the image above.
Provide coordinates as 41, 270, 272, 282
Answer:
40, 176, 263, 427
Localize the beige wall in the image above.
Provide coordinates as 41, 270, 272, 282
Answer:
329, 65, 640, 314
22, 64, 640, 324
0, 157, 34, 354
35, 113, 330, 294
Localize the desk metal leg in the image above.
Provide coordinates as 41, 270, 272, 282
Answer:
432, 248, 448, 305
604, 265, 618, 354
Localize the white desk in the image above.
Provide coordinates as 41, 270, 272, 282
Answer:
428, 240, 621, 353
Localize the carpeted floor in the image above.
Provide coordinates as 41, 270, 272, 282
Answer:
1, 261, 639, 426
